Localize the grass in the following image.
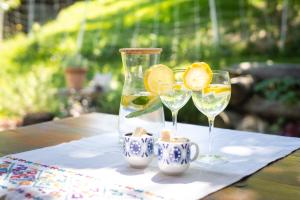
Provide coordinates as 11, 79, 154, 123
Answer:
0, 0, 299, 125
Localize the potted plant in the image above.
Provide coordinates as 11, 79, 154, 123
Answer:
63, 53, 88, 91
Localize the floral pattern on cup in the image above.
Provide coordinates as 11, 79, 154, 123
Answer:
129, 140, 142, 155
169, 146, 182, 163
147, 139, 154, 155
158, 143, 191, 164
157, 138, 199, 175
123, 133, 154, 168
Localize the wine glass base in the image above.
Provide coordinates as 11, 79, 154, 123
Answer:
196, 154, 228, 165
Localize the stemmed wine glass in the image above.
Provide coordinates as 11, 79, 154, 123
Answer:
159, 69, 191, 136
192, 70, 231, 164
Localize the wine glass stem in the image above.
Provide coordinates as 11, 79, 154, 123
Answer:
171, 110, 178, 136
208, 117, 215, 156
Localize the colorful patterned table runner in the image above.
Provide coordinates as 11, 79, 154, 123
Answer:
0, 156, 164, 200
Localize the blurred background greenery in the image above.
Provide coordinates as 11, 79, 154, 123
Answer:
0, 0, 299, 135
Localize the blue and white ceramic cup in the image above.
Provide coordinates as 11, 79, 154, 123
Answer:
157, 138, 199, 175
123, 133, 154, 168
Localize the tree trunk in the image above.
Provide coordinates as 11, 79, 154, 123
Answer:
239, 0, 248, 40
279, 0, 289, 52
209, 0, 219, 47
151, 0, 160, 47
28, 0, 35, 35
130, 2, 140, 47
0, 8, 4, 42
171, 3, 180, 62
39, 1, 46, 24
54, 0, 59, 14
194, 0, 201, 59
76, 0, 88, 52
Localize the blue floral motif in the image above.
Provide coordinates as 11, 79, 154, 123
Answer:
147, 139, 153, 155
169, 147, 182, 163
141, 138, 148, 143
186, 147, 191, 161
123, 141, 127, 155
129, 140, 141, 155
157, 145, 163, 161
123, 137, 131, 156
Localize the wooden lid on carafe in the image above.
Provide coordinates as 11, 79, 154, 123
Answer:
119, 48, 162, 54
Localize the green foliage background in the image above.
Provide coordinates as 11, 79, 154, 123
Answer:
0, 0, 300, 124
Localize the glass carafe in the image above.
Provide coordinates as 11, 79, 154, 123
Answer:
118, 48, 165, 142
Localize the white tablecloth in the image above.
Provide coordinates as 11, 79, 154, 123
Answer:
3, 114, 300, 200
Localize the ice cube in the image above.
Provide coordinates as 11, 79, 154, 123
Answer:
160, 129, 171, 141
132, 127, 147, 137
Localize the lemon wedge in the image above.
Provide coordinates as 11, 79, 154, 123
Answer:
121, 95, 136, 107
173, 83, 182, 90
203, 84, 231, 94
144, 64, 175, 94
183, 62, 213, 91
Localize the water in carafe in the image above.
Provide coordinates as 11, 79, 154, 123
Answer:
118, 48, 165, 142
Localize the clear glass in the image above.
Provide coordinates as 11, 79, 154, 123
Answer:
192, 70, 231, 164
159, 69, 191, 136
118, 48, 165, 142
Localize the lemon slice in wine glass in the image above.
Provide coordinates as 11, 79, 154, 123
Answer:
183, 62, 213, 91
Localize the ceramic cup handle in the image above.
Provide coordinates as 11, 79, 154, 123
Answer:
190, 142, 199, 162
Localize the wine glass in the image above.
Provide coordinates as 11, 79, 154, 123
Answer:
159, 69, 191, 136
192, 70, 231, 164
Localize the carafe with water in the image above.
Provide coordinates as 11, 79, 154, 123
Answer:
118, 48, 165, 141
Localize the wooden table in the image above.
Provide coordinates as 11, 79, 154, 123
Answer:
0, 113, 299, 200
